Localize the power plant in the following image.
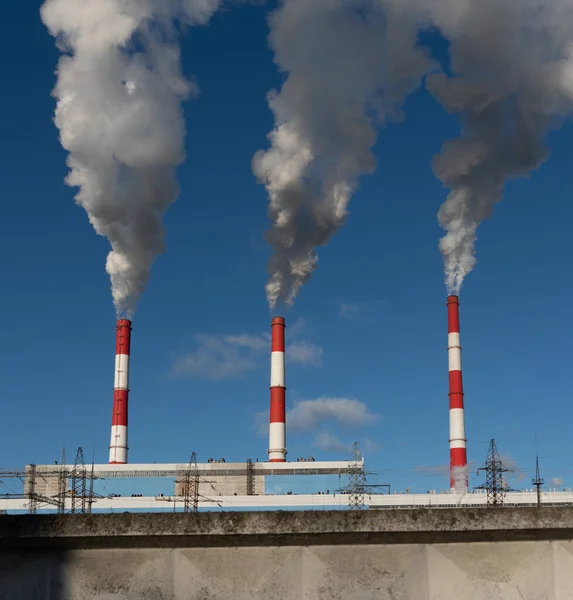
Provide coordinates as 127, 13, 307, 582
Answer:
0, 295, 570, 515
5, 2, 570, 596
1, 297, 571, 600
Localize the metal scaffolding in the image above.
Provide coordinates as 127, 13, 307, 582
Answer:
246, 459, 255, 496
25, 464, 63, 515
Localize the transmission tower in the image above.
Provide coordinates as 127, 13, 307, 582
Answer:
57, 447, 68, 515
87, 458, 97, 514
70, 447, 87, 514
27, 464, 38, 515
476, 439, 513, 506
172, 453, 221, 513
182, 452, 200, 513
335, 442, 389, 509
532, 455, 544, 508
346, 443, 367, 509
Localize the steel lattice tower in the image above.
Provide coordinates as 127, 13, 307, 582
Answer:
182, 452, 200, 513
57, 447, 68, 515
346, 442, 366, 510
27, 464, 38, 515
476, 439, 512, 506
70, 447, 87, 514
87, 459, 96, 514
337, 442, 387, 509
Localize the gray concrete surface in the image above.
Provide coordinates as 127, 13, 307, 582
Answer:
1, 508, 573, 599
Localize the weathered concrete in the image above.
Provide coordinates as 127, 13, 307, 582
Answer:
2, 508, 573, 599
1, 507, 573, 549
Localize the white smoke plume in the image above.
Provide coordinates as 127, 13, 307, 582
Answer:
256, 0, 573, 302
426, 0, 573, 294
450, 464, 469, 494
41, 0, 222, 317
254, 0, 433, 308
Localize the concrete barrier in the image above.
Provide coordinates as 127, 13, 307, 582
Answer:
1, 508, 573, 598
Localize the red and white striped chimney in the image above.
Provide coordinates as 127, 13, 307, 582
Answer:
109, 319, 132, 464
447, 295, 468, 490
268, 316, 286, 462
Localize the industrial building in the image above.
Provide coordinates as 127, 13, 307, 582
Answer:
0, 295, 563, 514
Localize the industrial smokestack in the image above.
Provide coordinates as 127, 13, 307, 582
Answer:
109, 319, 132, 464
268, 317, 286, 462
447, 296, 468, 491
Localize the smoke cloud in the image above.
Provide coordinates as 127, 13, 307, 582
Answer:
256, 0, 573, 302
426, 0, 573, 294
254, 0, 433, 308
173, 324, 323, 380
450, 464, 469, 494
41, 0, 222, 317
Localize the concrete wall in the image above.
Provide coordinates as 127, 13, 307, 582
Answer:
1, 508, 573, 599
23, 465, 60, 497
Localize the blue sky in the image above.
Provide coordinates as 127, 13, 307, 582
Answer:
0, 1, 572, 496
